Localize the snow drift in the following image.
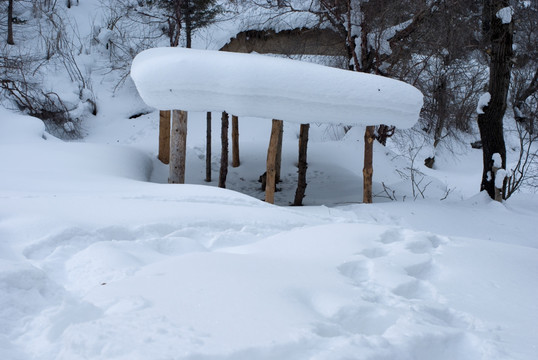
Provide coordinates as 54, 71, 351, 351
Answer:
130, 47, 423, 127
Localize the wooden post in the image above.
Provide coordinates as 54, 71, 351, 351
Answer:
218, 111, 229, 188
265, 119, 282, 204
169, 110, 188, 184
362, 125, 375, 203
275, 120, 284, 182
293, 123, 310, 206
232, 115, 240, 167
158, 110, 171, 164
205, 112, 212, 182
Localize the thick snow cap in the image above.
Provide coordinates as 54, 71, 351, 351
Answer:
131, 47, 423, 127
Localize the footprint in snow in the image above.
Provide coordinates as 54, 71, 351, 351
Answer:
360, 246, 389, 259
337, 259, 373, 285
392, 278, 438, 300
405, 234, 445, 254
379, 228, 405, 244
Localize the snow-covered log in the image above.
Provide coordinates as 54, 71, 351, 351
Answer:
131, 48, 423, 127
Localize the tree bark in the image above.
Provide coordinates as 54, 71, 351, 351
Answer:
218, 111, 229, 188
232, 115, 240, 167
158, 110, 170, 164
169, 110, 188, 184
7, 0, 14, 45
265, 119, 282, 204
185, 0, 192, 48
433, 74, 448, 149
363, 125, 375, 203
275, 119, 284, 182
293, 124, 310, 206
477, 0, 513, 199
205, 112, 212, 182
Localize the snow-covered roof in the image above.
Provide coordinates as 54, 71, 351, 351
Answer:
130, 47, 423, 127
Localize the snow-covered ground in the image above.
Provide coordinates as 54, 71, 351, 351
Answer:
1, 87, 537, 359
1, 1, 537, 359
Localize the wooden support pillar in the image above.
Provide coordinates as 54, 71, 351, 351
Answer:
158, 110, 170, 164
293, 123, 310, 206
362, 125, 375, 203
232, 115, 240, 167
265, 119, 282, 204
218, 111, 229, 188
275, 120, 284, 182
169, 110, 188, 184
205, 112, 212, 182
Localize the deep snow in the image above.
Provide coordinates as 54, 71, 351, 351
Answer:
131, 48, 423, 127
1, 1, 537, 359
1, 101, 537, 360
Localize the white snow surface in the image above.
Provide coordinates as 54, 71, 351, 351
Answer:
492, 152, 503, 168
477, 92, 491, 114
131, 47, 423, 127
1, 100, 538, 360
0, 2, 537, 358
496, 6, 513, 24
495, 168, 508, 188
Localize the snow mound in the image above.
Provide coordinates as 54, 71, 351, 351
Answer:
0, 107, 46, 144
131, 48, 423, 127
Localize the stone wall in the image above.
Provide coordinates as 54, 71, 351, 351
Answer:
221, 28, 346, 56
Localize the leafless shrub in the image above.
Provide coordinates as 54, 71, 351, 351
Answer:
505, 123, 537, 198
374, 182, 398, 201
392, 128, 433, 200
0, 2, 94, 139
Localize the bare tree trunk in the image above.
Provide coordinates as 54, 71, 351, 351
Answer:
158, 110, 170, 164
218, 111, 229, 188
205, 112, 212, 182
426, 75, 448, 169
169, 110, 188, 184
433, 75, 448, 148
7, 0, 14, 45
362, 125, 375, 203
275, 120, 284, 182
185, 0, 192, 49
232, 115, 240, 167
477, 0, 513, 200
265, 119, 282, 204
293, 124, 310, 206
